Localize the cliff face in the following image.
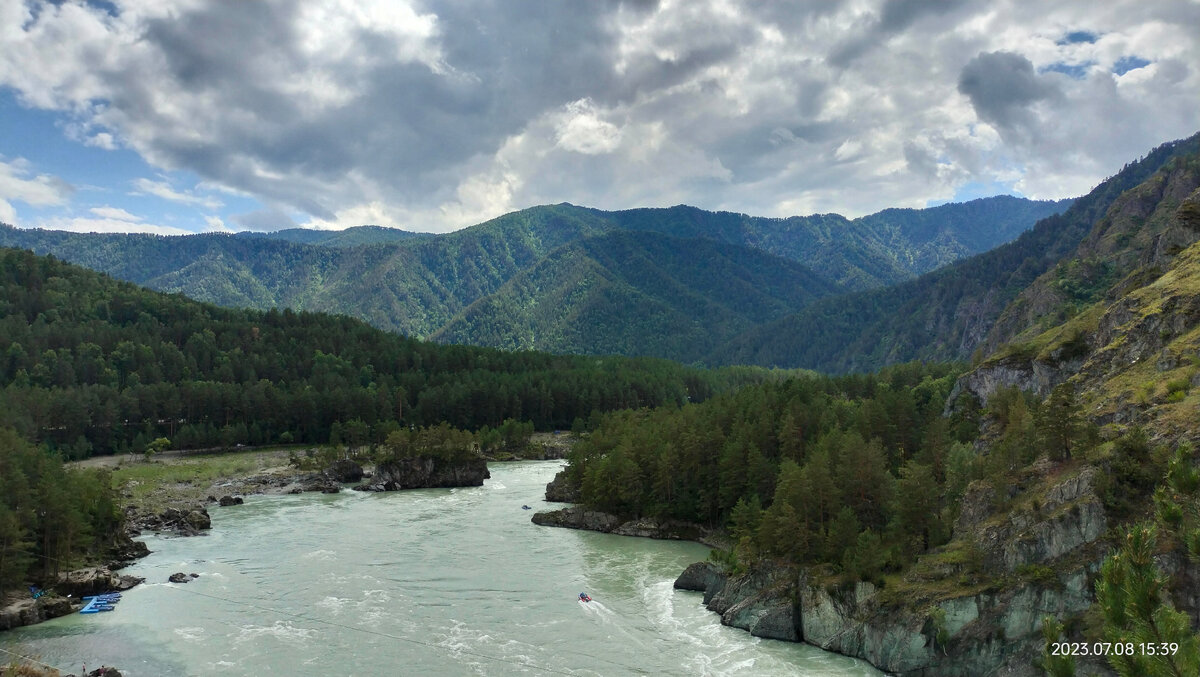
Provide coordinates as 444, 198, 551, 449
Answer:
675, 464, 1115, 676
355, 456, 489, 491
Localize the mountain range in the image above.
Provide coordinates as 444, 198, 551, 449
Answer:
0, 196, 1066, 365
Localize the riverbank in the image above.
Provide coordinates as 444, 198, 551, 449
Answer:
5, 461, 847, 676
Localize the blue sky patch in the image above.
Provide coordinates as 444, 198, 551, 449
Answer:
1112, 56, 1151, 76
1042, 62, 1093, 80
1057, 31, 1099, 45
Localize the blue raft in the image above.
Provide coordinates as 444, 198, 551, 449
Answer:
80, 592, 122, 614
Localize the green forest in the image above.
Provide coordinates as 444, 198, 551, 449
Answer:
0, 247, 779, 459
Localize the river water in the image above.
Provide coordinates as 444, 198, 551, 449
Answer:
3, 461, 880, 676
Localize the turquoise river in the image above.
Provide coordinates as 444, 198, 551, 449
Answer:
2, 461, 881, 676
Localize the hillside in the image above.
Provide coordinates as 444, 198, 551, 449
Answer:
0, 197, 1063, 362
0, 246, 773, 458
432, 230, 840, 361
712, 133, 1200, 373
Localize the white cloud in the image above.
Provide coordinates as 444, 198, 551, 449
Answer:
131, 178, 223, 210
30, 217, 192, 235
0, 158, 74, 211
203, 214, 230, 232
89, 206, 142, 221
84, 132, 118, 150
555, 99, 624, 155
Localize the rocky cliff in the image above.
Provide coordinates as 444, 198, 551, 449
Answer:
354, 455, 489, 491
674, 464, 1117, 676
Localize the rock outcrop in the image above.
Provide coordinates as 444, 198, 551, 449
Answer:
325, 459, 364, 483
544, 470, 580, 503
353, 455, 489, 491
671, 463, 1117, 676
531, 506, 711, 542
129, 506, 212, 536
0, 595, 74, 631
675, 562, 800, 641
57, 567, 144, 597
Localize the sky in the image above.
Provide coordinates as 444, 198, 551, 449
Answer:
0, 1, 1197, 235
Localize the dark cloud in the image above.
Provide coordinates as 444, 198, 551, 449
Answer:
829, 0, 973, 67
958, 51, 1059, 135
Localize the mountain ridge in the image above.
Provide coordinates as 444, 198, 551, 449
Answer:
0, 196, 1066, 363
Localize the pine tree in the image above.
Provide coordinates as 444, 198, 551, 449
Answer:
1095, 524, 1199, 677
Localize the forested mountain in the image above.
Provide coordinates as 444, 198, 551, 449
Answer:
0, 196, 1063, 362
712, 133, 1200, 373
432, 230, 840, 362
0, 247, 779, 459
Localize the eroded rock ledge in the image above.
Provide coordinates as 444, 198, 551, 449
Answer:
530, 506, 711, 542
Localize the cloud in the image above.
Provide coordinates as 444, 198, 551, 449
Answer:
0, 158, 74, 212
84, 132, 118, 150
89, 205, 142, 221
958, 51, 1060, 138
203, 214, 230, 232
0, 0, 1197, 231
131, 178, 223, 210
231, 208, 296, 232
30, 217, 192, 235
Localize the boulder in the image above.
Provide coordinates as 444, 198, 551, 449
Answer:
184, 509, 211, 530
324, 459, 364, 483
168, 572, 191, 583
218, 495, 244, 506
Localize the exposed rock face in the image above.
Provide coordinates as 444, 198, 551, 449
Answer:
531, 506, 711, 543
353, 456, 489, 491
676, 562, 798, 640
544, 469, 581, 502
57, 567, 143, 597
0, 595, 74, 631
130, 506, 212, 536
972, 468, 1108, 574
324, 459, 364, 483
674, 561, 728, 604
674, 465, 1117, 675
110, 531, 151, 564
945, 356, 1072, 413
530, 506, 622, 532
